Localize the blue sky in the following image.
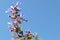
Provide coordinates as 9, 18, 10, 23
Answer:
0, 0, 60, 40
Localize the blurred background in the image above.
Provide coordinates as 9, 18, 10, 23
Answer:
0, 0, 59, 40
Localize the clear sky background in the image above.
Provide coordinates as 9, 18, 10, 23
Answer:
0, 0, 59, 40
